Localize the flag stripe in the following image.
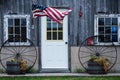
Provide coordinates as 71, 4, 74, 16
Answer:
53, 8, 65, 19
32, 5, 72, 24
46, 7, 62, 21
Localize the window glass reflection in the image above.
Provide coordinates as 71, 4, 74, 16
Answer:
99, 18, 104, 25
105, 18, 111, 25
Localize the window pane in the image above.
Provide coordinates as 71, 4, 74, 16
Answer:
53, 23, 57, 30
98, 27, 104, 34
8, 27, 13, 34
58, 24, 63, 30
112, 26, 118, 33
53, 32, 57, 40
21, 19, 26, 26
104, 35, 111, 42
21, 27, 26, 34
15, 35, 20, 42
58, 32, 63, 40
98, 35, 104, 42
112, 18, 117, 25
47, 32, 51, 40
47, 23, 51, 30
112, 35, 117, 42
8, 19, 13, 26
105, 18, 111, 25
98, 18, 104, 25
15, 19, 20, 26
105, 27, 111, 34
47, 17, 51, 21
8, 35, 14, 42
15, 27, 20, 34
21, 36, 27, 42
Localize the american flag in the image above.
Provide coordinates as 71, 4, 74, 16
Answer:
32, 5, 72, 24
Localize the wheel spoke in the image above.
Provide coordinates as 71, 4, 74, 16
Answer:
101, 55, 116, 58
84, 46, 95, 53
101, 50, 116, 54
22, 56, 34, 63
1, 55, 15, 61
19, 47, 30, 54
80, 55, 91, 58
0, 52, 14, 55
82, 60, 89, 65
21, 54, 36, 57
3, 47, 16, 54
20, 48, 36, 54
80, 50, 92, 54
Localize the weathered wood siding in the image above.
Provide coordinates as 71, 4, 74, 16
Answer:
0, 0, 119, 46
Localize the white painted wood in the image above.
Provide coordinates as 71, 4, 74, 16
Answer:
41, 10, 68, 69
4, 15, 30, 45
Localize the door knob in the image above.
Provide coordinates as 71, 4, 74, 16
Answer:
65, 42, 68, 44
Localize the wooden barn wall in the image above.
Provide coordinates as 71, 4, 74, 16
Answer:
0, 0, 37, 46
0, 0, 119, 46
36, 0, 119, 46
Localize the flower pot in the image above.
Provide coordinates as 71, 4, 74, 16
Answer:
6, 61, 21, 74
87, 61, 107, 74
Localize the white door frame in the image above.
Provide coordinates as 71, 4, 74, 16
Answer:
40, 9, 70, 72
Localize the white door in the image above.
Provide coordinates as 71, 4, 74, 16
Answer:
41, 10, 68, 70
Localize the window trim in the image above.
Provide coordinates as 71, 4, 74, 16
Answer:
94, 14, 120, 45
4, 15, 30, 46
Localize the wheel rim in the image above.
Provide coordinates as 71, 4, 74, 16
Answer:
78, 35, 117, 71
0, 37, 37, 72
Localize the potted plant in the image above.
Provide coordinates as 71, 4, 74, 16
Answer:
6, 58, 27, 74
87, 54, 110, 74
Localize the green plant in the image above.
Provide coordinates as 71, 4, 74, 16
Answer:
89, 55, 111, 71
8, 58, 27, 72
27, 68, 39, 73
75, 68, 85, 73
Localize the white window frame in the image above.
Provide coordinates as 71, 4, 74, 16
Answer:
4, 15, 30, 46
94, 14, 120, 45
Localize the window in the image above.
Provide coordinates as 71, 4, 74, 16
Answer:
4, 15, 30, 45
46, 17, 63, 40
94, 14, 120, 45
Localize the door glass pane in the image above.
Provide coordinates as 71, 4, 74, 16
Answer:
46, 17, 63, 40
58, 24, 63, 30
53, 23, 57, 30
58, 32, 63, 40
47, 23, 51, 30
53, 32, 57, 40
47, 32, 51, 40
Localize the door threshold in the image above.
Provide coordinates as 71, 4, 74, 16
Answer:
40, 68, 70, 73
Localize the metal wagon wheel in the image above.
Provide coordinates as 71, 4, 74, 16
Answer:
0, 37, 37, 72
78, 35, 117, 72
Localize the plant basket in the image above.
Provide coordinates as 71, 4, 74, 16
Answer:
87, 61, 107, 74
6, 61, 21, 74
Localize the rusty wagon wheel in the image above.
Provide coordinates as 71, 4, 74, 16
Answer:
78, 35, 117, 73
0, 37, 37, 73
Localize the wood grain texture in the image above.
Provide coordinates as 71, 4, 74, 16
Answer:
0, 0, 119, 46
